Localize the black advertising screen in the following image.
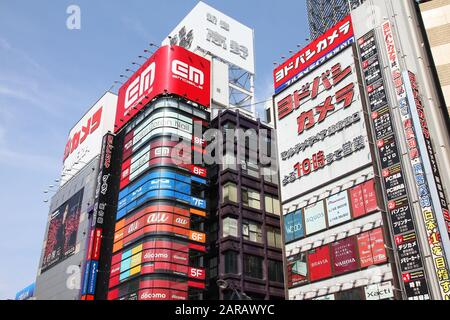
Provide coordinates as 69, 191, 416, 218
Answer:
395, 232, 423, 272
383, 164, 407, 201
378, 134, 400, 169
41, 188, 84, 271
372, 106, 394, 140
389, 197, 415, 235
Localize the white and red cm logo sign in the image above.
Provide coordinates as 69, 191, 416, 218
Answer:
125, 62, 156, 111
115, 45, 211, 133
171, 59, 205, 89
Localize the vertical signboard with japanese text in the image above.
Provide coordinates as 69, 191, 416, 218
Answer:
81, 133, 116, 300
357, 27, 430, 300
382, 21, 450, 300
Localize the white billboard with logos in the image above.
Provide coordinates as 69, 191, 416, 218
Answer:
62, 92, 117, 185
273, 46, 371, 202
162, 1, 255, 74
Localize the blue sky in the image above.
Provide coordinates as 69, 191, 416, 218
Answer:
0, 0, 308, 299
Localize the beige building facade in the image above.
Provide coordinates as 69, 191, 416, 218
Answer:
420, 0, 450, 115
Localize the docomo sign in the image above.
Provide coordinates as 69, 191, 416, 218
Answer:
273, 15, 354, 93
115, 45, 211, 133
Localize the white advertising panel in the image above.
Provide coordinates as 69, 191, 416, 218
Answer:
364, 281, 394, 300
162, 1, 255, 73
303, 201, 327, 235
326, 190, 351, 227
62, 92, 117, 185
274, 46, 371, 202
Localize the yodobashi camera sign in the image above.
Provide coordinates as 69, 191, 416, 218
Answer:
62, 92, 117, 186
162, 1, 255, 74
273, 46, 371, 202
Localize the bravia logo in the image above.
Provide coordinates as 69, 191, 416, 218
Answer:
125, 62, 156, 111
171, 59, 204, 88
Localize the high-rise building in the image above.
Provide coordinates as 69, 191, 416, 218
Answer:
205, 109, 284, 300
306, 0, 366, 40
34, 92, 117, 300
100, 45, 211, 301
417, 0, 450, 116
163, 1, 256, 119
272, 0, 450, 300
33, 2, 283, 301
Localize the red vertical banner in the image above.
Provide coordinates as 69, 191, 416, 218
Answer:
350, 184, 366, 218
369, 228, 387, 265
357, 228, 387, 268
362, 180, 378, 213
331, 237, 359, 275
357, 232, 374, 268
308, 245, 332, 282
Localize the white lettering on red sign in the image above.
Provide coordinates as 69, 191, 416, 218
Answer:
125, 62, 156, 111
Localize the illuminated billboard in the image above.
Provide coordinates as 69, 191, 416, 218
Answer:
303, 201, 326, 235
162, 1, 255, 73
116, 168, 207, 220
284, 209, 304, 243
287, 253, 308, 287
274, 46, 371, 201
41, 188, 84, 272
115, 45, 211, 133
357, 228, 387, 268
273, 15, 354, 93
350, 179, 378, 218
62, 92, 117, 185
326, 190, 351, 227
308, 245, 332, 282
331, 237, 358, 275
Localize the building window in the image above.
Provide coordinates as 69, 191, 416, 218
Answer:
209, 257, 218, 279
242, 219, 263, 243
208, 221, 218, 243
222, 182, 238, 203
262, 167, 279, 185
265, 108, 272, 124
244, 255, 264, 279
223, 151, 237, 171
223, 217, 238, 238
265, 195, 281, 215
224, 251, 239, 274
267, 226, 282, 248
242, 160, 260, 178
242, 187, 261, 210
268, 260, 284, 283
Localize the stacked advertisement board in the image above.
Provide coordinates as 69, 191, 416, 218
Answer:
107, 45, 211, 300
274, 15, 400, 300
357, 28, 431, 300
276, 5, 450, 299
